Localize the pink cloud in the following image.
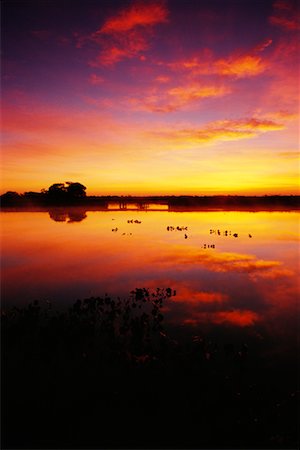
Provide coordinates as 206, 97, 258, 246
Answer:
256, 34, 299, 113
88, 73, 105, 85
270, 0, 300, 30
81, 1, 169, 66
254, 39, 273, 52
155, 75, 170, 83
91, 30, 149, 66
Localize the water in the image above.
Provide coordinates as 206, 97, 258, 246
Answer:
2, 209, 299, 448
1, 209, 298, 331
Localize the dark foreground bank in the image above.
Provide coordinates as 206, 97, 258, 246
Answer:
2, 289, 299, 449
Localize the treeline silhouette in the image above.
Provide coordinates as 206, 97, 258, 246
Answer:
1, 181, 299, 210
0, 182, 91, 207
2, 289, 297, 448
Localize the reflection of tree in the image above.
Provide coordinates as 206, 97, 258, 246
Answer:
48, 209, 87, 223
67, 210, 87, 222
49, 210, 68, 222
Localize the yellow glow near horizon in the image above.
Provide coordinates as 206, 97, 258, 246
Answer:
1, 0, 299, 196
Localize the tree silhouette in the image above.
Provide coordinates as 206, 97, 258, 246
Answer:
66, 182, 86, 198
0, 191, 22, 206
45, 182, 86, 204
48, 183, 67, 196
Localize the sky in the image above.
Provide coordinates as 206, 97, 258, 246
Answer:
1, 0, 299, 196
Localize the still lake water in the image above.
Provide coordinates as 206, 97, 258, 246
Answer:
1, 209, 299, 335
2, 208, 299, 448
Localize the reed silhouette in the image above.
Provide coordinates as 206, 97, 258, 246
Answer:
2, 288, 298, 449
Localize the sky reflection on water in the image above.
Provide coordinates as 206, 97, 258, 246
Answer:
1, 210, 298, 335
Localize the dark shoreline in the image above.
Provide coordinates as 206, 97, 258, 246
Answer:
1, 194, 300, 211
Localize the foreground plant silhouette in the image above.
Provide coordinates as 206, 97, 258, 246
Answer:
2, 288, 298, 449
3, 288, 174, 367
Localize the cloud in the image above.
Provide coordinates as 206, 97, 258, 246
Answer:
173, 287, 228, 304
263, 110, 299, 121
209, 310, 259, 326
88, 73, 105, 85
129, 83, 231, 113
254, 39, 273, 52
168, 84, 230, 102
270, 0, 300, 30
90, 30, 149, 66
83, 1, 169, 66
254, 268, 294, 279
155, 75, 170, 83
214, 55, 267, 78
155, 248, 285, 276
278, 151, 300, 159
98, 1, 168, 34
168, 43, 271, 79
186, 251, 282, 274
183, 310, 259, 327
149, 117, 284, 145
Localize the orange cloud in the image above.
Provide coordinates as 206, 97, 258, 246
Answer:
168, 40, 271, 78
278, 151, 299, 159
215, 118, 284, 132
129, 83, 230, 113
155, 248, 284, 276
168, 84, 230, 102
149, 117, 284, 145
214, 55, 266, 77
186, 251, 282, 274
263, 110, 299, 121
98, 1, 168, 34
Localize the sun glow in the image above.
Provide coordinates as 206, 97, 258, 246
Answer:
1, 0, 299, 195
